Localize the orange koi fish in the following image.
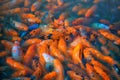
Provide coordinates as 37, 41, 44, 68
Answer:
6, 57, 33, 74
11, 70, 27, 77
43, 71, 57, 80
72, 43, 85, 69
114, 39, 120, 45
21, 13, 36, 19
58, 37, 67, 57
53, 59, 64, 80
98, 29, 120, 41
22, 38, 41, 47
57, 0, 64, 6
85, 5, 97, 18
70, 36, 92, 48
4, 28, 18, 37
77, 8, 87, 16
86, 63, 102, 80
91, 59, 111, 74
37, 44, 49, 66
50, 45, 65, 62
29, 28, 41, 37
72, 43, 83, 64
93, 65, 110, 80
84, 48, 117, 66
1, 40, 13, 52
32, 67, 43, 80
0, 51, 8, 58
24, 44, 36, 66
12, 20, 28, 31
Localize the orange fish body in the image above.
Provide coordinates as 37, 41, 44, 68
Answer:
85, 5, 97, 18
22, 38, 41, 47
6, 57, 33, 74
11, 36, 22, 42
91, 59, 111, 73
50, 45, 64, 62
1, 40, 13, 52
4, 28, 19, 37
32, 67, 43, 80
114, 39, 120, 45
43, 71, 57, 80
72, 43, 82, 64
13, 20, 28, 31
98, 29, 119, 41
29, 28, 41, 37
57, 0, 64, 6
58, 37, 67, 57
53, 59, 64, 80
85, 48, 117, 65
11, 70, 27, 77
37, 43, 49, 66
94, 65, 110, 80
86, 63, 102, 80
77, 8, 87, 16
0, 51, 8, 58
24, 44, 36, 66
21, 13, 36, 19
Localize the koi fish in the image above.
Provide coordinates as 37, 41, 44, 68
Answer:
98, 29, 119, 41
58, 37, 67, 57
53, 59, 64, 80
11, 70, 27, 77
50, 45, 65, 62
0, 51, 8, 58
85, 5, 97, 18
24, 44, 36, 66
22, 38, 41, 47
12, 41, 23, 62
93, 65, 110, 80
12, 20, 28, 31
29, 28, 41, 37
6, 57, 33, 74
1, 40, 13, 52
4, 28, 18, 37
86, 63, 102, 80
57, 0, 64, 6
